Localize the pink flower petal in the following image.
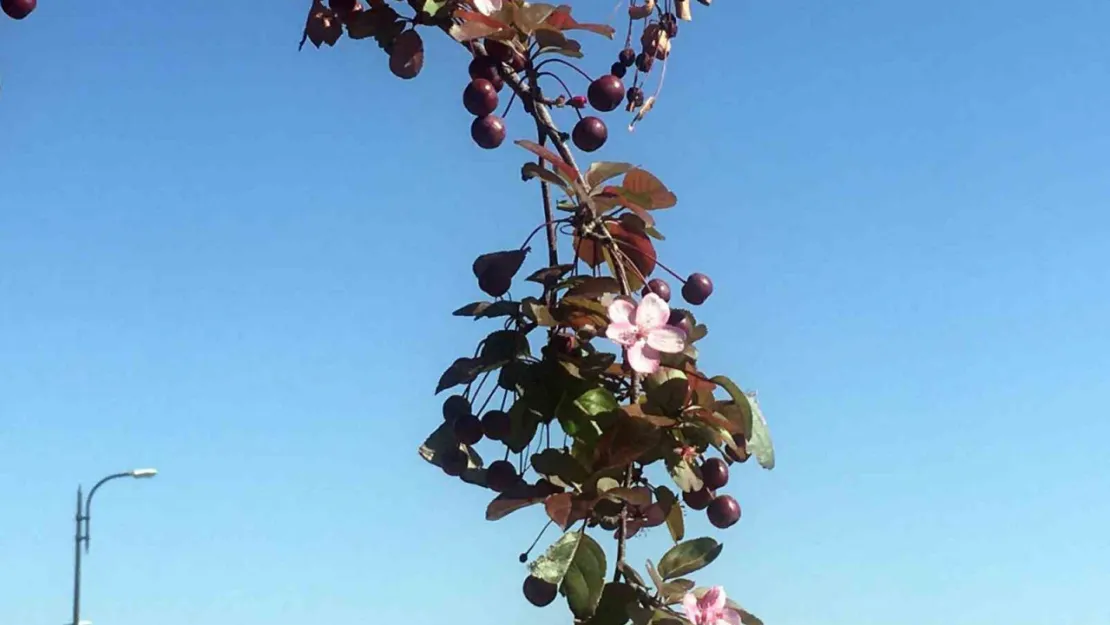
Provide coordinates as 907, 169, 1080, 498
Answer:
627, 341, 661, 374
683, 592, 702, 623
608, 298, 635, 326
700, 586, 727, 617
646, 325, 686, 354
606, 321, 639, 347
720, 608, 744, 625
634, 293, 670, 331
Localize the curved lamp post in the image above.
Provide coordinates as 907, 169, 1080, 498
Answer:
72, 469, 157, 625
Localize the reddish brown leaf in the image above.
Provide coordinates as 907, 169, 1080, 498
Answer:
594, 414, 662, 471
486, 485, 546, 521
623, 403, 677, 428
544, 5, 616, 38
623, 168, 677, 210
514, 139, 580, 181
389, 29, 424, 79
544, 492, 595, 530
300, 0, 343, 50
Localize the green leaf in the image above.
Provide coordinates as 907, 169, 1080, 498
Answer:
504, 399, 542, 453
417, 422, 484, 482
645, 559, 665, 594
715, 401, 752, 442
453, 300, 521, 319
667, 457, 702, 493
710, 375, 753, 432
556, 386, 619, 444
561, 533, 607, 618
567, 276, 622, 297
529, 529, 584, 585
654, 485, 684, 543
526, 263, 575, 284
435, 357, 490, 393
584, 582, 638, 625
531, 448, 590, 487
645, 378, 688, 415
746, 392, 775, 470
480, 329, 531, 364
656, 538, 723, 580
585, 162, 635, 188
604, 486, 652, 509
617, 562, 646, 589
522, 162, 573, 191
660, 579, 695, 604
521, 297, 557, 327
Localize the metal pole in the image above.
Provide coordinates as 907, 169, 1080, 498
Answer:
72, 486, 83, 625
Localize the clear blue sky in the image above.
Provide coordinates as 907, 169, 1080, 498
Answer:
2, 1, 1108, 624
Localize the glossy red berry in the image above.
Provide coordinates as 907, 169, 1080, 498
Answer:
2, 0, 35, 19
682, 486, 714, 511
618, 47, 636, 67
636, 52, 654, 73
572, 116, 608, 152
701, 457, 729, 490
610, 62, 627, 79
681, 273, 714, 305
627, 86, 645, 108
641, 278, 671, 302
471, 115, 507, 150
453, 413, 484, 446
463, 79, 499, 117
523, 576, 558, 607
443, 395, 471, 421
707, 494, 741, 529
587, 75, 625, 112
468, 57, 503, 90
480, 410, 511, 441
486, 460, 519, 493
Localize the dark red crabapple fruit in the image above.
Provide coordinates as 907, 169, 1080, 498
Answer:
523, 576, 558, 607
468, 57, 503, 90
587, 75, 625, 112
486, 460, 519, 493
2, 0, 35, 19
453, 413, 484, 446
463, 79, 499, 117
707, 494, 741, 529
667, 309, 693, 337
627, 86, 645, 108
701, 457, 730, 490
442, 394, 471, 421
471, 115, 507, 150
483, 38, 515, 63
610, 62, 627, 79
681, 272, 714, 305
636, 52, 654, 73
726, 442, 751, 464
480, 410, 511, 441
682, 486, 714, 511
572, 116, 608, 152
618, 47, 636, 67
599, 516, 620, 531
509, 52, 527, 73
440, 447, 469, 477
641, 278, 671, 302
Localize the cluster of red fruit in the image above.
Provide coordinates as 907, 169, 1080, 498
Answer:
465, 40, 520, 149
682, 455, 743, 529
640, 272, 714, 308
440, 392, 542, 494
2, 0, 36, 20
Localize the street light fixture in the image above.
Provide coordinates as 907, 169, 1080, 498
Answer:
72, 469, 157, 625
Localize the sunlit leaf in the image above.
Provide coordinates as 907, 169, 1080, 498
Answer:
746, 392, 775, 470
529, 529, 584, 585
656, 538, 723, 580
586, 161, 635, 189
544, 5, 616, 38
515, 139, 580, 181
654, 485, 684, 542
522, 162, 573, 192
622, 169, 677, 210
562, 533, 608, 618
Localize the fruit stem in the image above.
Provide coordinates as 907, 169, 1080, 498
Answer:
533, 58, 594, 83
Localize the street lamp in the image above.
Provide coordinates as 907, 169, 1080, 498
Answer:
72, 469, 157, 625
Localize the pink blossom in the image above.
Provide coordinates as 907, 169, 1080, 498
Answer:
472, 0, 503, 15
683, 587, 742, 625
605, 293, 686, 374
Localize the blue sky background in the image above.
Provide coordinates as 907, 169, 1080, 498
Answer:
2, 1, 1108, 624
